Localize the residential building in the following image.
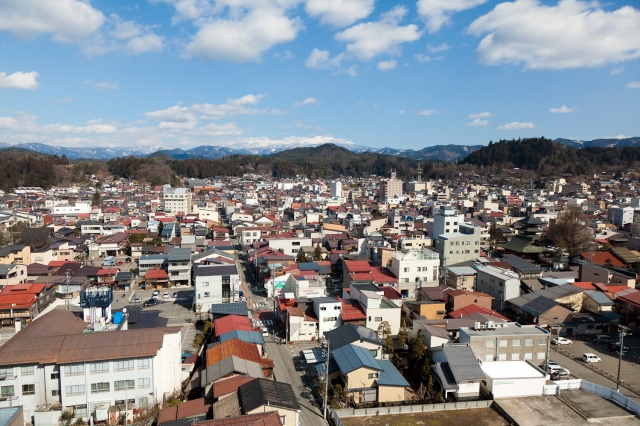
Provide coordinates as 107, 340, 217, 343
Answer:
378, 171, 403, 201
193, 264, 240, 312
0, 310, 181, 423
445, 266, 477, 291
324, 324, 388, 360
430, 343, 486, 401
434, 222, 482, 267
579, 262, 636, 287
0, 264, 28, 289
0, 244, 31, 265
446, 289, 494, 312
268, 236, 312, 257
312, 297, 342, 337
457, 322, 550, 365
330, 181, 342, 198
387, 249, 440, 297
167, 248, 191, 286
433, 206, 464, 238
237, 379, 301, 426
475, 265, 521, 310
349, 283, 401, 336
609, 205, 634, 227
163, 187, 192, 214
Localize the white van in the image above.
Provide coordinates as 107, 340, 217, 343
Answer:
583, 353, 601, 363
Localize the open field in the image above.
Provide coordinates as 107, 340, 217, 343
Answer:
341, 407, 508, 426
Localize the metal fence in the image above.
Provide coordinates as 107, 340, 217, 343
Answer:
580, 380, 640, 415
333, 399, 493, 419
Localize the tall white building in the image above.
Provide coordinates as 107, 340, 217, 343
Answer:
163, 187, 192, 214
330, 181, 342, 198
0, 310, 181, 424
433, 206, 465, 239
379, 172, 403, 201
475, 265, 521, 310
387, 249, 440, 297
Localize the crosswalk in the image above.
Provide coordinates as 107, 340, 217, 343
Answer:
253, 301, 270, 308
254, 319, 274, 327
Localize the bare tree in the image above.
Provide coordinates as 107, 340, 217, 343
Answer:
546, 205, 596, 257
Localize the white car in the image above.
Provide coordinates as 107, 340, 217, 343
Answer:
152, 290, 159, 299
552, 337, 572, 345
548, 361, 570, 375
583, 353, 602, 363
163, 292, 170, 299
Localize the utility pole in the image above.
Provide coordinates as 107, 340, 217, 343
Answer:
65, 271, 71, 311
323, 339, 330, 420
617, 325, 630, 392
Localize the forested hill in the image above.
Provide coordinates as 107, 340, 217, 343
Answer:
461, 137, 640, 174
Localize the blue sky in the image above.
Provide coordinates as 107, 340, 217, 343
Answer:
0, 0, 639, 152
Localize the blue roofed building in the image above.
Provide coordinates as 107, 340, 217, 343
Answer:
328, 344, 409, 404
324, 324, 387, 360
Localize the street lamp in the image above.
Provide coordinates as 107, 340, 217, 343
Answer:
617, 325, 630, 392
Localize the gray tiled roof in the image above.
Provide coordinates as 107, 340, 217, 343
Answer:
201, 356, 263, 386
332, 344, 381, 374
441, 344, 486, 381
324, 324, 384, 350
431, 362, 458, 390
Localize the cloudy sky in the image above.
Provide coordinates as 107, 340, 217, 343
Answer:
0, 0, 639, 151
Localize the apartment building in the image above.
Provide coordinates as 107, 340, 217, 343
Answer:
0, 244, 31, 265
349, 283, 401, 336
475, 265, 521, 310
268, 236, 312, 257
445, 266, 477, 291
0, 310, 181, 424
432, 206, 464, 238
193, 264, 240, 312
312, 297, 342, 336
457, 322, 550, 365
387, 249, 440, 297
0, 264, 28, 289
378, 172, 403, 201
168, 248, 191, 286
609, 205, 634, 227
434, 222, 482, 267
163, 187, 192, 214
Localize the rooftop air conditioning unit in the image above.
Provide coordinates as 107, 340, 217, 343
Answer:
487, 321, 495, 328
474, 322, 481, 330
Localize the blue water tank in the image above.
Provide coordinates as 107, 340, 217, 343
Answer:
113, 312, 123, 324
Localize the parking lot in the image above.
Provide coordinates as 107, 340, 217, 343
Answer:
551, 333, 640, 394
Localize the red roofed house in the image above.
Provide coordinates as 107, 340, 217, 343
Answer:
214, 315, 253, 337
445, 289, 494, 312
579, 252, 625, 268
0, 283, 56, 325
342, 260, 371, 289
448, 304, 509, 321
145, 269, 169, 288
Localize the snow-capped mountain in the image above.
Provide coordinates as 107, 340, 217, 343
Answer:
0, 142, 164, 159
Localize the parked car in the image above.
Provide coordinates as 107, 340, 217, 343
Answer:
132, 297, 142, 303
552, 337, 573, 345
152, 290, 159, 299
609, 343, 629, 353
583, 353, 602, 363
548, 360, 570, 375
551, 368, 571, 380
125, 257, 132, 263
163, 292, 169, 299
144, 298, 159, 306
595, 335, 615, 344
117, 260, 124, 266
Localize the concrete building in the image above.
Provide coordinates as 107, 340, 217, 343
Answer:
608, 205, 634, 227
475, 265, 521, 310
445, 266, 477, 291
434, 223, 482, 267
163, 187, 192, 214
167, 248, 191, 286
457, 322, 550, 365
0, 264, 28, 289
433, 206, 465, 239
378, 172, 403, 201
387, 249, 440, 297
480, 361, 548, 398
312, 297, 342, 337
193, 264, 240, 313
330, 181, 342, 198
349, 283, 401, 336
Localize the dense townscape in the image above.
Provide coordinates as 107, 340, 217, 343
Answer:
2, 141, 640, 426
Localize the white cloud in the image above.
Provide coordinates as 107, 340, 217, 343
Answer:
0, 0, 104, 42
467, 0, 640, 69
305, 0, 375, 27
417, 109, 437, 116
397, 109, 405, 115
628, 82, 640, 89
603, 134, 630, 139
610, 67, 623, 75
294, 97, 320, 107
274, 50, 295, 60
126, 33, 165, 54
417, 0, 487, 33
56, 98, 74, 104
227, 94, 266, 106
85, 81, 119, 91
304, 48, 357, 75
186, 6, 302, 62
377, 59, 397, 71
550, 105, 575, 113
498, 121, 535, 130
427, 42, 450, 53
466, 118, 488, 126
0, 71, 39, 90
414, 54, 440, 62
335, 6, 422, 61
469, 112, 492, 118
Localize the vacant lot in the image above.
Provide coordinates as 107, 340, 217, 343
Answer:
341, 408, 508, 426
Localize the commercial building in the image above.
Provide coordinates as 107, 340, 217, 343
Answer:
387, 249, 440, 297
330, 181, 342, 198
163, 187, 192, 214
378, 172, 403, 201
434, 223, 482, 267
475, 265, 521, 310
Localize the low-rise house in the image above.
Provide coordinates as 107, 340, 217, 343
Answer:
237, 379, 301, 426
324, 324, 388, 360
445, 266, 477, 291
430, 343, 487, 401
0, 264, 28, 289
193, 264, 240, 313
0, 243, 31, 265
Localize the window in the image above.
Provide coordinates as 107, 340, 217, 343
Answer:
1, 385, 14, 397
65, 385, 85, 396
401, 278, 409, 283
280, 416, 286, 425
139, 377, 151, 389
499, 340, 508, 347
73, 405, 87, 418
51, 371, 59, 380
538, 338, 546, 345
433, 269, 438, 280
536, 352, 546, 360
52, 390, 60, 397
202, 282, 209, 287
138, 359, 150, 369
114, 380, 135, 391
512, 339, 520, 347
511, 353, 520, 360
222, 275, 231, 303
22, 384, 35, 396
369, 349, 378, 357
485, 354, 493, 362
368, 373, 379, 379
64, 364, 84, 376
90, 362, 109, 374
525, 339, 534, 346
403, 267, 410, 273
114, 360, 134, 371
524, 353, 533, 360
374, 317, 383, 322
323, 317, 337, 322
21, 366, 34, 376
91, 382, 110, 393
0, 367, 13, 377
204, 292, 210, 297
498, 353, 507, 361
485, 340, 494, 348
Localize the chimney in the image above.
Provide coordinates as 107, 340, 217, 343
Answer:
15, 318, 22, 333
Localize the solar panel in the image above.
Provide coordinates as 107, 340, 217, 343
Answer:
209, 302, 248, 316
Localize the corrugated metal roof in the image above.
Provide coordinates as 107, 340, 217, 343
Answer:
219, 330, 264, 346
431, 362, 458, 390
331, 344, 381, 374
324, 324, 384, 350
584, 290, 614, 306
376, 360, 410, 387
238, 378, 300, 412
441, 344, 486, 381
201, 356, 263, 385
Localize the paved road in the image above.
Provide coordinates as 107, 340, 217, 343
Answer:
551, 349, 640, 401
267, 342, 328, 426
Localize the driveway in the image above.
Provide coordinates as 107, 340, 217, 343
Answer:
267, 342, 328, 426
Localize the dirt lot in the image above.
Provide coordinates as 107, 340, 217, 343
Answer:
341, 408, 509, 426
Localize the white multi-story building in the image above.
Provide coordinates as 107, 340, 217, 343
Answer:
475, 265, 521, 310
163, 187, 192, 214
268, 236, 312, 257
387, 249, 440, 297
609, 205, 634, 227
330, 181, 342, 198
196, 206, 219, 224
0, 310, 181, 424
167, 248, 191, 287
432, 206, 465, 239
192, 264, 240, 312
312, 297, 342, 337
53, 203, 92, 216
348, 283, 401, 336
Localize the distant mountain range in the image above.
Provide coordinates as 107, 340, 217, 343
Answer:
1, 137, 638, 162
